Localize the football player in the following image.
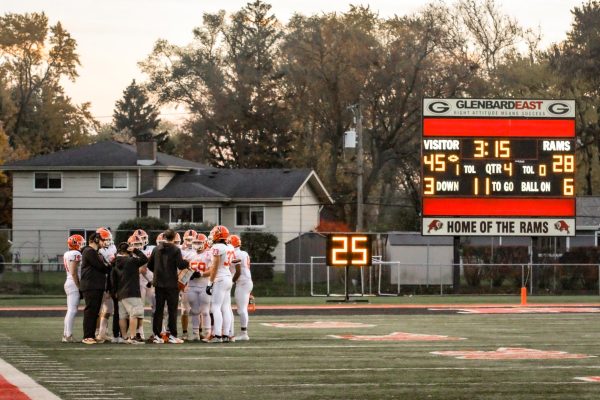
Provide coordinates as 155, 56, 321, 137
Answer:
96, 227, 115, 342
62, 234, 85, 342
229, 234, 253, 341
187, 234, 213, 341
206, 225, 234, 343
178, 230, 196, 340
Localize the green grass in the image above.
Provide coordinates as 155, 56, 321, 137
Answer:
0, 312, 599, 399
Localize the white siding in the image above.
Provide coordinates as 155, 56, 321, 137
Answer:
156, 171, 175, 190
12, 171, 138, 260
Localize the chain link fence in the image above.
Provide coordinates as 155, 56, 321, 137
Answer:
1, 228, 600, 296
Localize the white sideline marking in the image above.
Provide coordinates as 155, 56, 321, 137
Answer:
0, 357, 62, 400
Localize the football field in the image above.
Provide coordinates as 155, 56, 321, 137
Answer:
1, 305, 600, 400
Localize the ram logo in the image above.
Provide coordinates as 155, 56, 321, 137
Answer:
554, 220, 570, 234
427, 219, 443, 233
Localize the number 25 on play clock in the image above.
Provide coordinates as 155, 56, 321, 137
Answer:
326, 234, 372, 267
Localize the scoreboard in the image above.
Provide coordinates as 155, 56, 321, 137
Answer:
421, 98, 576, 236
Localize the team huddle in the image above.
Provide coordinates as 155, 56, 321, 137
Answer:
62, 225, 254, 344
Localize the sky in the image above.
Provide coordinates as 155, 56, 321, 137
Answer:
1, 0, 588, 124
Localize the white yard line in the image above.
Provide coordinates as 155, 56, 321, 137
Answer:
0, 357, 62, 400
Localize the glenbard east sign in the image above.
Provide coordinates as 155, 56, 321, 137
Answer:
421, 98, 576, 237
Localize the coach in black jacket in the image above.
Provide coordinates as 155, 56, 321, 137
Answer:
80, 232, 111, 343
148, 229, 188, 340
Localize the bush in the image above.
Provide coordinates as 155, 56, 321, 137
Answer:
241, 230, 278, 281
115, 217, 169, 246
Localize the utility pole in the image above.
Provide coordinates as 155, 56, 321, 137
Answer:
348, 104, 364, 232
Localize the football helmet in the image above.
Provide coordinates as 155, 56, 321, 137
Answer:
156, 232, 166, 246
174, 232, 182, 246
192, 233, 207, 251
228, 234, 241, 248
183, 229, 197, 246
67, 234, 85, 251
96, 227, 112, 247
128, 234, 144, 250
133, 229, 149, 246
210, 225, 230, 242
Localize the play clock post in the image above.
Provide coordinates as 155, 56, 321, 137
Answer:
326, 234, 372, 302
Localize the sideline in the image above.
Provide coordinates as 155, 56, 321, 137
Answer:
0, 357, 61, 400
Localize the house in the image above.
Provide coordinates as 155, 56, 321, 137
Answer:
1, 140, 333, 266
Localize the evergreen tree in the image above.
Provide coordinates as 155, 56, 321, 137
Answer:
112, 79, 161, 141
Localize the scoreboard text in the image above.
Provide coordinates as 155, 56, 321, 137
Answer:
421, 99, 576, 236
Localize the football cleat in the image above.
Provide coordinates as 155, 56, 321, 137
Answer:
112, 336, 126, 344
236, 332, 250, 341
62, 335, 76, 343
192, 333, 201, 341
82, 338, 97, 345
153, 335, 165, 344
208, 336, 223, 343
168, 335, 184, 344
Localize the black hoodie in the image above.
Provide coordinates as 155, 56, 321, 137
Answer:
80, 246, 111, 291
147, 242, 188, 289
111, 249, 148, 300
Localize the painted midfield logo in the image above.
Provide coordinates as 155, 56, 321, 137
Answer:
432, 347, 594, 360
329, 331, 465, 341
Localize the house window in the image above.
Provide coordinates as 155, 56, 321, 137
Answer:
34, 172, 62, 190
159, 205, 203, 224
236, 206, 265, 226
99, 172, 128, 190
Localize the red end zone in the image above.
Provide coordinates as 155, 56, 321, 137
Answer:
0, 375, 31, 400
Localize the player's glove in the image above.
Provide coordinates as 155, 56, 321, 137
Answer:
191, 271, 201, 280
206, 284, 213, 295
146, 281, 152, 288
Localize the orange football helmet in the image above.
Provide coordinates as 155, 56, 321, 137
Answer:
156, 232, 166, 245
133, 229, 149, 246
183, 229, 197, 245
192, 233, 208, 251
128, 234, 144, 249
67, 234, 85, 251
210, 225, 230, 242
228, 234, 241, 248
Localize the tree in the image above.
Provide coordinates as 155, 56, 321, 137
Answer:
0, 12, 95, 153
113, 79, 161, 141
241, 230, 277, 281
141, 1, 292, 168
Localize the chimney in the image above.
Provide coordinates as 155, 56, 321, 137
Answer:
136, 140, 157, 166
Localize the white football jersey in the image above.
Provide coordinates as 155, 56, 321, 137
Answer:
233, 248, 252, 283
188, 250, 212, 287
211, 242, 234, 282
143, 245, 155, 259
99, 244, 116, 264
181, 246, 196, 261
138, 245, 154, 286
63, 250, 82, 284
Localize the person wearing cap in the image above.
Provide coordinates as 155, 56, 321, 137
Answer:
111, 238, 148, 344
80, 232, 112, 344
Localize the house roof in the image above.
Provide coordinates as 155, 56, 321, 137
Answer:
136, 168, 333, 203
0, 140, 206, 171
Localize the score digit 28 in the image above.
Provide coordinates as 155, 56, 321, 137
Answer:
326, 234, 372, 267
